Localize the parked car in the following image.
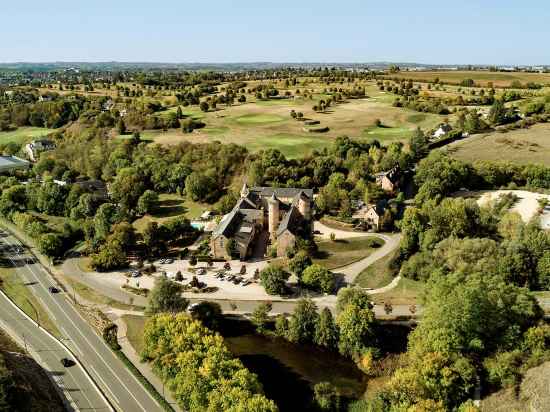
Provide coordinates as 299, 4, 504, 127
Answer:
197, 268, 206, 275
165, 258, 174, 264
48, 286, 60, 294
242, 280, 251, 286
60, 358, 75, 367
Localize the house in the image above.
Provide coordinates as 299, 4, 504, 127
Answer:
102, 99, 115, 111
24, 139, 56, 162
375, 166, 400, 192
210, 184, 313, 260
432, 123, 452, 139
74, 179, 109, 200
352, 202, 386, 231
0, 156, 30, 174
38, 95, 53, 102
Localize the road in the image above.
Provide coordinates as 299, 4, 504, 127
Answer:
0, 289, 111, 411
0, 233, 165, 412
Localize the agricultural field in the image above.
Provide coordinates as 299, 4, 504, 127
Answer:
0, 126, 53, 145
446, 123, 550, 166
380, 70, 550, 88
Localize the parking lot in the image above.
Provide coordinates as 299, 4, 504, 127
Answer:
125, 258, 275, 300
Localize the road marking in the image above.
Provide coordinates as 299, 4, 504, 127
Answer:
22, 252, 151, 412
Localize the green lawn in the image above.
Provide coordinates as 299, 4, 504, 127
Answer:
354, 249, 399, 289
121, 314, 149, 354
246, 133, 333, 159
370, 277, 424, 306
133, 194, 208, 232
313, 237, 385, 270
0, 127, 53, 145
64, 277, 145, 311
362, 125, 413, 141
233, 113, 286, 125
0, 267, 60, 337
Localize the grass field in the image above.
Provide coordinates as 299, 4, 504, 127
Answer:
313, 237, 385, 270
354, 249, 399, 289
133, 193, 208, 232
64, 276, 145, 311
0, 267, 60, 337
134, 80, 447, 158
0, 127, 53, 145
446, 123, 550, 166
370, 277, 424, 306
122, 314, 148, 354
380, 70, 550, 87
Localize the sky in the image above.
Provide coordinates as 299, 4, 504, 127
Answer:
1, 0, 549, 65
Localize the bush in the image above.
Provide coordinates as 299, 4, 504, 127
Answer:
102, 324, 120, 350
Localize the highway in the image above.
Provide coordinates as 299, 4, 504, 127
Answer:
0, 232, 165, 412
0, 289, 111, 411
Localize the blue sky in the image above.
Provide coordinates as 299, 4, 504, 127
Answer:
1, 0, 548, 64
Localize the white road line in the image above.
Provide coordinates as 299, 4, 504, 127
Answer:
90, 365, 122, 410
23, 255, 150, 412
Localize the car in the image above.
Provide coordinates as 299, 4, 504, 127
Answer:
242, 280, 251, 286
197, 268, 206, 275
48, 286, 60, 294
159, 258, 166, 264
131, 271, 141, 278
60, 358, 75, 367
233, 278, 242, 284
165, 258, 174, 264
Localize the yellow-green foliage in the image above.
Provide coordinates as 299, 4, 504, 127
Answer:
141, 313, 278, 412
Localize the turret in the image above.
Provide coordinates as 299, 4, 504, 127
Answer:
267, 193, 279, 235
297, 191, 311, 220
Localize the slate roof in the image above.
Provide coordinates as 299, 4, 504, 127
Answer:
249, 186, 313, 200
276, 205, 302, 237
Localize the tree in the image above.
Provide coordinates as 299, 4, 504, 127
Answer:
225, 238, 238, 259
185, 172, 217, 202
301, 264, 336, 294
188, 301, 222, 330
116, 118, 126, 134
91, 237, 127, 271
137, 190, 158, 215
288, 251, 312, 278
189, 255, 197, 266
251, 302, 272, 333
313, 382, 341, 412
335, 286, 372, 314
287, 298, 319, 344
336, 302, 377, 357
199, 101, 209, 112
146, 277, 188, 315
314, 308, 338, 349
488, 99, 507, 125
110, 167, 145, 211
38, 233, 63, 258
259, 265, 290, 295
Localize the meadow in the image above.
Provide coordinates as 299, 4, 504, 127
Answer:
380, 70, 550, 87
446, 123, 550, 166
0, 126, 53, 145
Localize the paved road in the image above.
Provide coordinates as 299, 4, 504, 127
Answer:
0, 290, 111, 411
0, 233, 164, 412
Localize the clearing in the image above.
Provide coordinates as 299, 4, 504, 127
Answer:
0, 127, 53, 145
132, 193, 208, 232
313, 236, 385, 270
354, 249, 400, 289
446, 123, 550, 166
